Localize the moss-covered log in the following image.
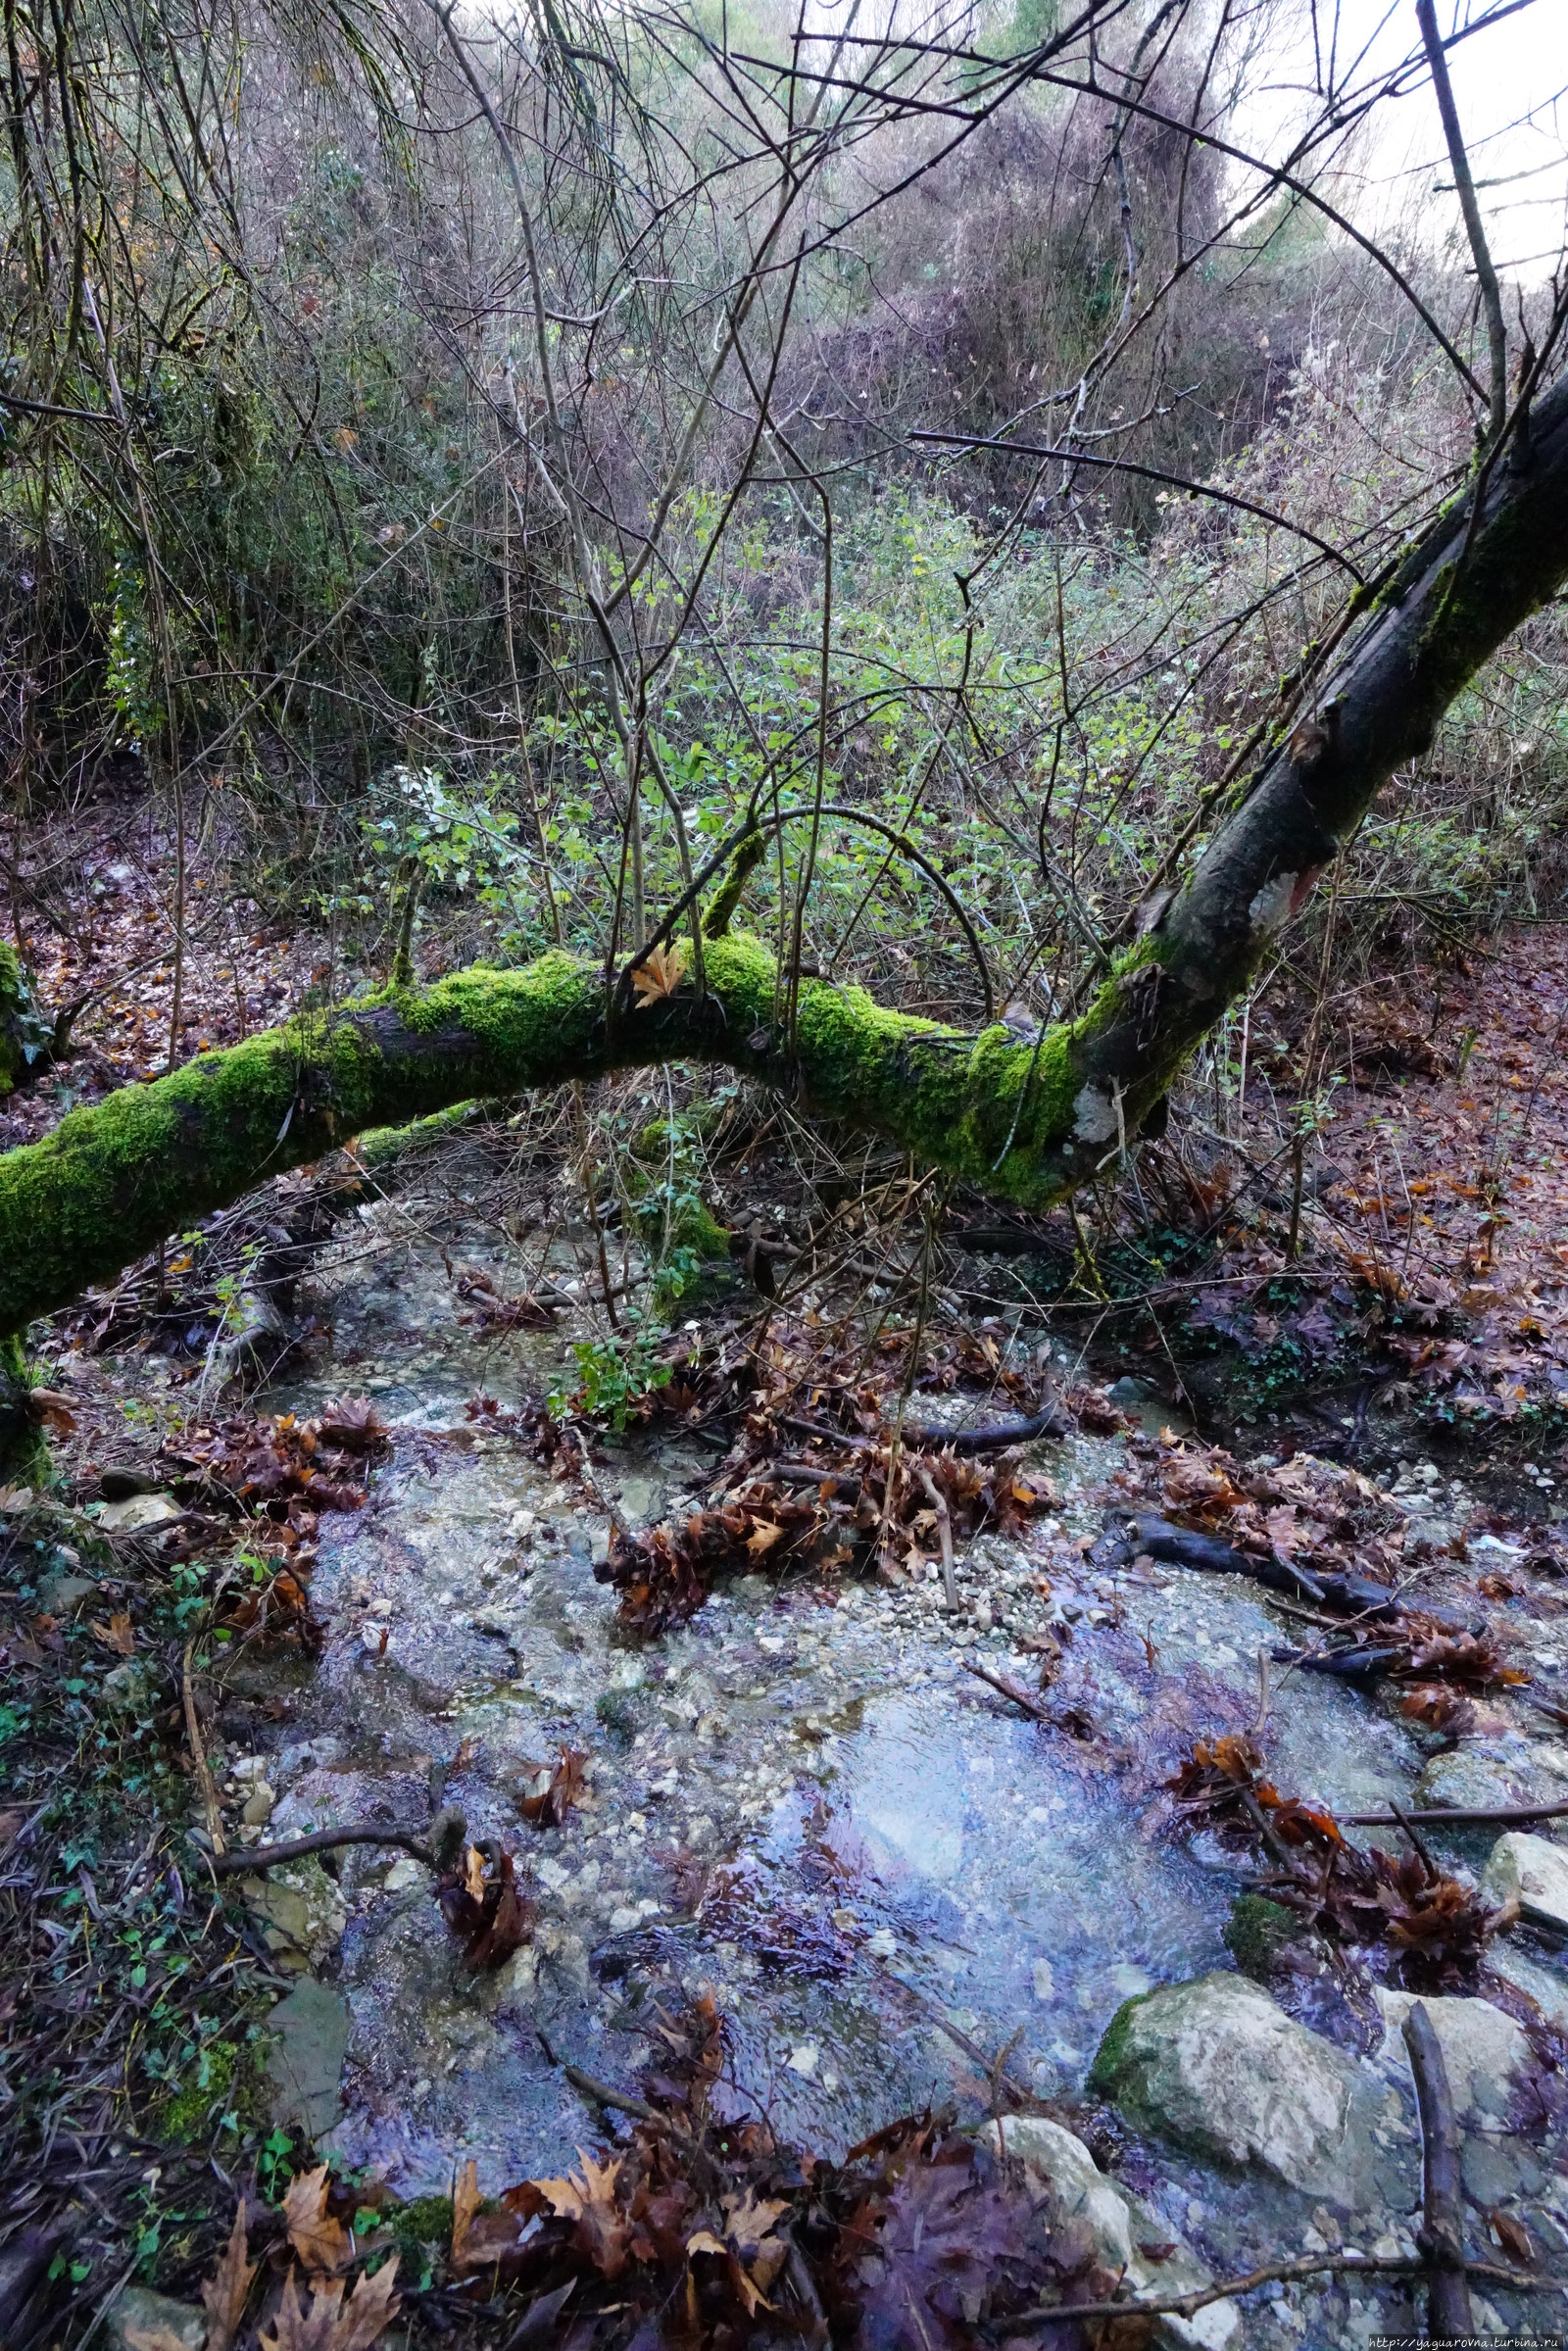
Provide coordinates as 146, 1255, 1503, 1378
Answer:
5, 367, 1568, 1337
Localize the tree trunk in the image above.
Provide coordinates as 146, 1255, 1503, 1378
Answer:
4, 371, 1568, 1338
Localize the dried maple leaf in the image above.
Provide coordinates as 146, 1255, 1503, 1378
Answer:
282, 2166, 354, 2276
463, 1842, 486, 1905
744, 1519, 785, 1555
202, 2200, 258, 2351
259, 2258, 400, 2351
630, 944, 686, 1007
314, 1397, 389, 1453
91, 1612, 135, 1655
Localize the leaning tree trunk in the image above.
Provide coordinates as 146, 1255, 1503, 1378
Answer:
4, 372, 1568, 1338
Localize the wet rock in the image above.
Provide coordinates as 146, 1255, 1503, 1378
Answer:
1483, 1831, 1568, 1931
241, 1859, 348, 1967
1485, 1942, 1568, 2034
267, 1768, 369, 1842
487, 1946, 537, 2015
383, 1855, 425, 1892
1417, 1739, 1568, 1821
101, 1657, 158, 1715
265, 1978, 350, 2140
97, 1492, 183, 1535
999, 2114, 1240, 2351
1089, 1974, 1375, 2202
1374, 1989, 1532, 2128
107, 2285, 206, 2350
1222, 1894, 1297, 1982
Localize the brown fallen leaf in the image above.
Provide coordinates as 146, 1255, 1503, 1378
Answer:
630, 944, 686, 1007
27, 1387, 78, 1432
516, 1746, 587, 1830
532, 2151, 629, 2278
1489, 2208, 1535, 2266
259, 2257, 401, 2351
202, 2199, 258, 2351
450, 2156, 528, 2275
125, 2329, 190, 2351
282, 2165, 354, 2276
452, 2158, 482, 2268
91, 1612, 135, 1656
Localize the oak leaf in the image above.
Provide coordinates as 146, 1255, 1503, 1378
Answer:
259, 2258, 401, 2351
202, 2199, 258, 2351
91, 1612, 136, 1656
282, 2166, 354, 2276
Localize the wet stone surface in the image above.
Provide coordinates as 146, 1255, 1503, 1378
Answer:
205, 1225, 1568, 2351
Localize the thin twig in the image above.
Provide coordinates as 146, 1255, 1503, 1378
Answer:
917, 1464, 958, 1613
181, 1641, 224, 1859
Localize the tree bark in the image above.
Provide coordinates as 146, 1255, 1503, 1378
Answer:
4, 370, 1568, 1338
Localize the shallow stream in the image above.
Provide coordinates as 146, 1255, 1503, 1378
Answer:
218, 1213, 1568, 2348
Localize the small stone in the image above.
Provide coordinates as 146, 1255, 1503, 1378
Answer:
1485, 1942, 1568, 2033
786, 2042, 819, 2079
97, 1493, 183, 1534
608, 1905, 640, 1933
101, 1657, 158, 1715
1483, 1830, 1568, 1931
107, 2285, 206, 2351
866, 1927, 896, 1958
1032, 1958, 1055, 2002
240, 1784, 276, 1828
383, 1855, 424, 1892
241, 1859, 348, 1967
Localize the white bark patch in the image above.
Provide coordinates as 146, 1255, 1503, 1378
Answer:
1248, 872, 1298, 936
1072, 1083, 1121, 1144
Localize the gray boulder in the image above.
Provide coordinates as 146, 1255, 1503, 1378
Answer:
1089, 1973, 1376, 2202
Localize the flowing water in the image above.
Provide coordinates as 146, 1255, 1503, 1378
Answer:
222, 1206, 1568, 2346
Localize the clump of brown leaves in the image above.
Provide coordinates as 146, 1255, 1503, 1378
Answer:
437, 1837, 534, 1972
601, 1445, 1054, 1635
125, 2186, 401, 2351
430, 1996, 1145, 2348
1166, 1734, 1505, 1989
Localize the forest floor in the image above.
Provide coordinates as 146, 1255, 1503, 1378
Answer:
4, 800, 1568, 2350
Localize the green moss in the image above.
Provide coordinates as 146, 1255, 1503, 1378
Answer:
1086, 1990, 1152, 2097
158, 2039, 241, 2140
702, 828, 766, 937
1223, 1894, 1297, 1982
388, 2194, 454, 2272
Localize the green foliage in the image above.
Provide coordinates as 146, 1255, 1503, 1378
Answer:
550, 1316, 674, 1431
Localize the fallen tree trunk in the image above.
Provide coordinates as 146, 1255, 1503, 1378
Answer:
5, 370, 1568, 1336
